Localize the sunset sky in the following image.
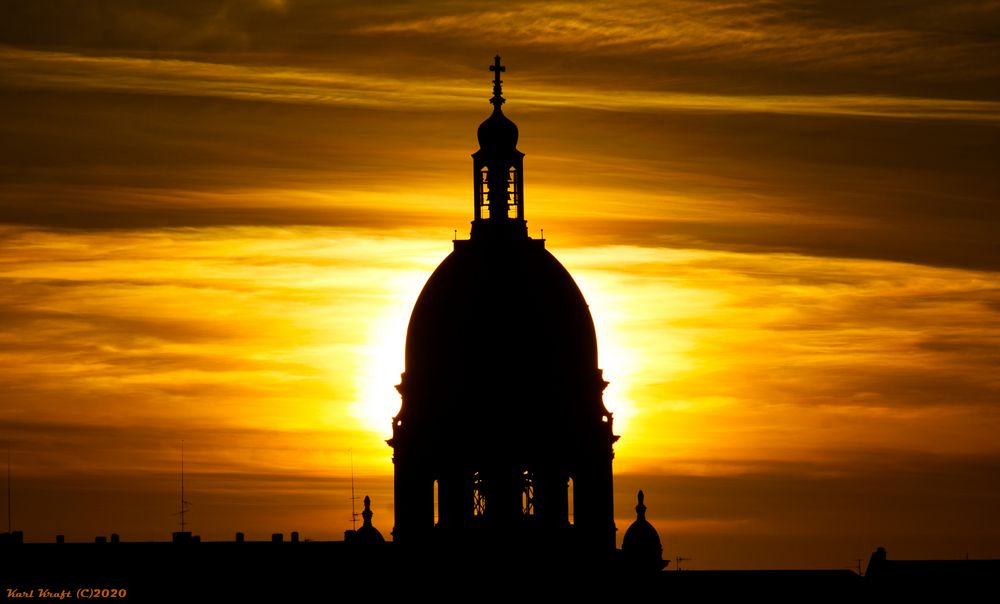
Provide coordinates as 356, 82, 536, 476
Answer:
2, 1, 1000, 569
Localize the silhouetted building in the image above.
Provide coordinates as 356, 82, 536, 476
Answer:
865, 546, 1000, 591
389, 56, 619, 558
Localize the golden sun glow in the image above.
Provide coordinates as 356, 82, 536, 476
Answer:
352, 270, 428, 437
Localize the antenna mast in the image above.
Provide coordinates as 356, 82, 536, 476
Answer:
179, 441, 191, 532
350, 449, 359, 531
6, 443, 11, 533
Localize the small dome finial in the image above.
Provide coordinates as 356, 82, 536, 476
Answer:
362, 495, 374, 527
636, 490, 647, 519
489, 55, 506, 108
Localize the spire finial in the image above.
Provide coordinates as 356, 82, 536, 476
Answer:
635, 490, 647, 520
489, 55, 506, 108
361, 495, 374, 527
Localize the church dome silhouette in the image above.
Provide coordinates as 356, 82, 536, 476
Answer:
353, 495, 385, 544
403, 234, 599, 428
622, 490, 668, 571
390, 56, 618, 557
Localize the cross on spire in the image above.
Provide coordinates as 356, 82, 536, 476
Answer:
490, 54, 506, 107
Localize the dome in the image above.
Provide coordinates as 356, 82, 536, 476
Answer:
477, 106, 519, 154
622, 491, 668, 572
399, 239, 603, 442
405, 239, 597, 385
354, 496, 385, 544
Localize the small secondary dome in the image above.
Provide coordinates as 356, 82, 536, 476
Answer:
622, 490, 668, 572
348, 495, 384, 545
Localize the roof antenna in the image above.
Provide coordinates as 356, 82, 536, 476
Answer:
6, 442, 12, 533
179, 440, 191, 532
350, 449, 359, 532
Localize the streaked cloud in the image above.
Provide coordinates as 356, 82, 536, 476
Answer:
1, 0, 999, 569
4, 47, 999, 122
